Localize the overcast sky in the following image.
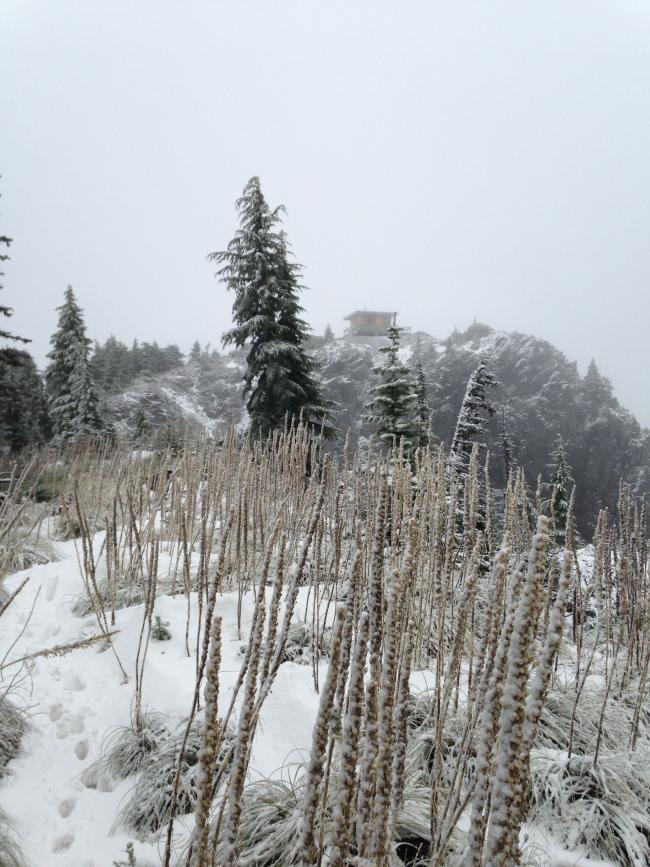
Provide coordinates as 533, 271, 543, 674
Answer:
1, 1, 649, 424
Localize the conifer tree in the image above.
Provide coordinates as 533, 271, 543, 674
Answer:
1, 188, 30, 365
448, 359, 497, 476
189, 340, 202, 363
209, 177, 334, 439
323, 323, 334, 343
45, 286, 103, 441
365, 323, 420, 451
548, 436, 574, 546
132, 405, 148, 442
0, 350, 50, 451
500, 409, 517, 481
413, 351, 431, 448
582, 358, 614, 410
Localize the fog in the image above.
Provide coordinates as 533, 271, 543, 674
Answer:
1, 0, 649, 424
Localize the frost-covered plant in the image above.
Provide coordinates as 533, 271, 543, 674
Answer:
529, 750, 650, 866
72, 583, 146, 617
0, 696, 26, 778
484, 516, 549, 863
299, 606, 344, 863
95, 711, 170, 781
189, 615, 222, 866
116, 719, 233, 836
0, 524, 58, 574
536, 683, 650, 754
210, 767, 436, 867
279, 621, 331, 666
113, 842, 137, 866
0, 812, 25, 867
151, 615, 171, 641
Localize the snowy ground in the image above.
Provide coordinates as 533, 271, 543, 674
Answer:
0, 538, 614, 867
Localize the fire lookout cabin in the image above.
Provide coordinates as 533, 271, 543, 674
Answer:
344, 310, 395, 337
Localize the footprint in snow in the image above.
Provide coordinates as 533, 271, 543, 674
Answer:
56, 712, 85, 739
74, 739, 89, 760
58, 797, 76, 818
65, 674, 86, 692
49, 702, 63, 722
46, 622, 62, 639
45, 576, 59, 602
52, 832, 74, 853
81, 764, 115, 793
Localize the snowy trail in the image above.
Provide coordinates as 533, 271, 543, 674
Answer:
0, 540, 323, 866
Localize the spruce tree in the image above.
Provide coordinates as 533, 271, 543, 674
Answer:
500, 409, 517, 481
413, 351, 431, 448
323, 323, 334, 343
1, 188, 30, 365
209, 177, 334, 439
45, 286, 103, 441
448, 359, 497, 476
132, 405, 148, 442
190, 340, 202, 363
582, 358, 614, 410
0, 350, 49, 451
365, 323, 420, 452
548, 436, 574, 546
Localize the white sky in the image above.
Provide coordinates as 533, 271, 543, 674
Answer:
1, 0, 649, 424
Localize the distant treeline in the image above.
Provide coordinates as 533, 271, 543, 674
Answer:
91, 337, 185, 392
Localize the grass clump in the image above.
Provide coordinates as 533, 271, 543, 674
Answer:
95, 712, 170, 781
116, 718, 234, 837
0, 812, 25, 867
0, 696, 27, 779
529, 750, 650, 865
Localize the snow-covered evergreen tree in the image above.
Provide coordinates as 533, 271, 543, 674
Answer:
1, 190, 30, 365
0, 350, 50, 451
131, 405, 148, 442
189, 340, 202, 363
209, 177, 334, 439
45, 286, 103, 442
548, 435, 574, 546
365, 324, 420, 452
413, 350, 431, 448
323, 323, 334, 343
582, 358, 614, 410
448, 359, 497, 475
500, 409, 517, 481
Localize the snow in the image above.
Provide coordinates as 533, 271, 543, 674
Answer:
160, 386, 216, 432
0, 538, 324, 866
0, 537, 617, 867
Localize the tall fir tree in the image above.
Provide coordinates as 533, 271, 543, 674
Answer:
448, 359, 497, 476
132, 404, 148, 442
0, 350, 50, 451
365, 323, 421, 452
413, 350, 431, 448
1, 187, 30, 365
548, 435, 574, 546
209, 177, 334, 439
500, 408, 517, 481
45, 286, 103, 442
582, 358, 614, 410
